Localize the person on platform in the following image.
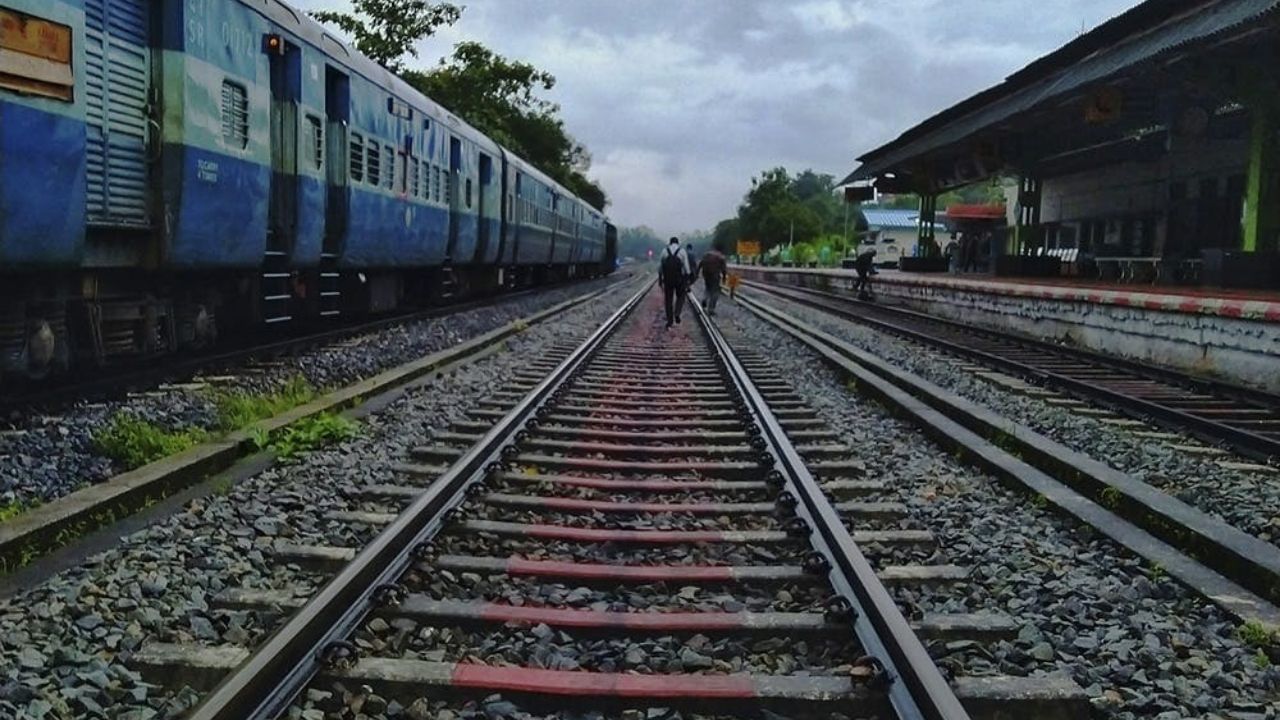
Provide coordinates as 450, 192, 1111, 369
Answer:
658, 237, 690, 328
684, 243, 698, 288
697, 243, 729, 316
854, 246, 876, 300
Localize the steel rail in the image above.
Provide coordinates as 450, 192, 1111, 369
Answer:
746, 280, 1280, 462
0, 275, 626, 417
692, 300, 970, 720
186, 280, 652, 720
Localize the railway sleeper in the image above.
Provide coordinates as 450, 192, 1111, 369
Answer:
270, 543, 966, 586
211, 588, 1018, 643
131, 642, 1085, 719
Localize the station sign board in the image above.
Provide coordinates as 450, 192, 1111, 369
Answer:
737, 240, 761, 257
0, 8, 74, 101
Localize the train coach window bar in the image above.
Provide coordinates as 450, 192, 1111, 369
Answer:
349, 133, 364, 183
306, 115, 323, 171
220, 81, 249, 150
366, 142, 381, 187
383, 145, 394, 190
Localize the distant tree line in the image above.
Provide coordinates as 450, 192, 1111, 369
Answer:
313, 0, 607, 210
705, 168, 854, 265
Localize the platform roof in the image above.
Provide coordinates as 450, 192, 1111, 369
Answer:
843, 0, 1280, 190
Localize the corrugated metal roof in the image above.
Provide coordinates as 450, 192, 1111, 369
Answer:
861, 208, 930, 229
846, 0, 1280, 184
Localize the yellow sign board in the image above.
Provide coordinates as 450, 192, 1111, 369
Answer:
0, 10, 71, 63
0, 9, 74, 101
737, 240, 761, 257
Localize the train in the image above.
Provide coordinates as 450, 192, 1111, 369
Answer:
0, 0, 617, 381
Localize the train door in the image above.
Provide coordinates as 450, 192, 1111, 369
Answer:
260, 39, 301, 324
267, 43, 301, 248
320, 67, 350, 318
446, 136, 463, 261
476, 153, 493, 263
84, 0, 152, 228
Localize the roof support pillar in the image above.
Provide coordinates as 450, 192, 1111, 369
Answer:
917, 194, 938, 258
1013, 176, 1042, 254
1243, 104, 1280, 253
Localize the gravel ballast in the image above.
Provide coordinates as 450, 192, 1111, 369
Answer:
0, 279, 641, 720
715, 296, 1280, 720
750, 289, 1280, 550
0, 276, 628, 513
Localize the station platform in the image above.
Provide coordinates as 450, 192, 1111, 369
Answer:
733, 266, 1280, 392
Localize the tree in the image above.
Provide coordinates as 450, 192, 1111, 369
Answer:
315, 7, 608, 210
311, 0, 461, 72
405, 43, 608, 210
617, 225, 664, 259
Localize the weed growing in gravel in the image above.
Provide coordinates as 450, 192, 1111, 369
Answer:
212, 375, 317, 431
92, 414, 208, 470
0, 499, 33, 523
1256, 649, 1272, 669
1239, 621, 1279, 648
269, 413, 359, 460
1099, 486, 1123, 509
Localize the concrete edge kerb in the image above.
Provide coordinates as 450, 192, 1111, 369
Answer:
0, 287, 610, 570
739, 294, 1280, 627
732, 265, 1280, 324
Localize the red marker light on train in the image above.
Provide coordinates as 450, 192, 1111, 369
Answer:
263, 34, 285, 55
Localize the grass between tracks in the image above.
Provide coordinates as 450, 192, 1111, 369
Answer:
91, 375, 344, 471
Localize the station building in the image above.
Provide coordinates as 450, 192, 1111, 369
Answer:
842, 0, 1280, 290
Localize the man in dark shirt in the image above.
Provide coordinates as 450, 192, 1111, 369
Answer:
658, 237, 690, 328
854, 247, 876, 300
698, 243, 729, 315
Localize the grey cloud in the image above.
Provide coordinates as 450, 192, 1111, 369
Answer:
293, 0, 1137, 234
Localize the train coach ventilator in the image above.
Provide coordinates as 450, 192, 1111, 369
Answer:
132, 282, 1090, 720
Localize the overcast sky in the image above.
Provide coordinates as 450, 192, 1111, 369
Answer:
294, 0, 1137, 235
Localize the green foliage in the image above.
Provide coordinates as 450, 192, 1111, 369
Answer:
617, 225, 665, 259
314, 5, 606, 210
0, 499, 32, 524
1099, 486, 1123, 509
404, 43, 607, 210
712, 168, 852, 258
311, 0, 461, 72
270, 413, 361, 461
1239, 621, 1278, 648
212, 376, 316, 432
92, 415, 207, 470
1256, 649, 1272, 669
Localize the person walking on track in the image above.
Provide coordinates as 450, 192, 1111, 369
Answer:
698, 243, 729, 316
658, 237, 690, 328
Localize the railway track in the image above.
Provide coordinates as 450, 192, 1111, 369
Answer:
743, 279, 1280, 463
131, 284, 1086, 719
0, 276, 624, 419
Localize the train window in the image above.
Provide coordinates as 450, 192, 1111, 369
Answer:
411, 160, 420, 197
434, 166, 442, 203
350, 133, 364, 182
465, 179, 473, 208
306, 116, 323, 171
366, 143, 380, 187
220, 81, 249, 150
383, 145, 394, 189
443, 170, 452, 205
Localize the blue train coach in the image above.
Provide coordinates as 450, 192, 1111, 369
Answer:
0, 0, 615, 380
